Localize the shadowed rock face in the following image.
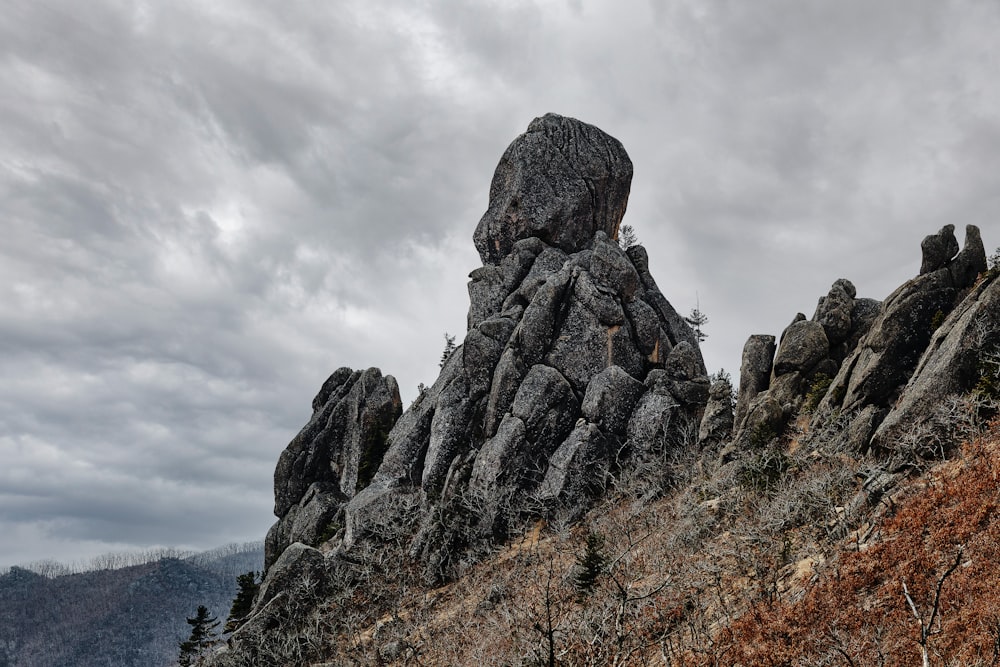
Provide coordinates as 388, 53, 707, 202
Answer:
263, 114, 707, 579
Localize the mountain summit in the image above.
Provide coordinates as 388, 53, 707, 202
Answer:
204, 116, 999, 666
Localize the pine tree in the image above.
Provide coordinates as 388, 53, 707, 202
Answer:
225, 571, 261, 633
573, 533, 606, 597
617, 223, 639, 250
684, 298, 709, 343
178, 605, 220, 666
439, 333, 457, 368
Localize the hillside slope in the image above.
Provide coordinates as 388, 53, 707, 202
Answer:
0, 545, 262, 667
200, 115, 998, 666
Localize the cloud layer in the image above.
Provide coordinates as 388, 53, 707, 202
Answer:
2, 0, 998, 567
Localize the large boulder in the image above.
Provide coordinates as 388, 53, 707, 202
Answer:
920, 224, 959, 274
734, 335, 776, 428
873, 273, 1000, 451
473, 113, 633, 265
772, 320, 829, 377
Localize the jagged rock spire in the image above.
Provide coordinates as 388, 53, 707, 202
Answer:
264, 114, 708, 574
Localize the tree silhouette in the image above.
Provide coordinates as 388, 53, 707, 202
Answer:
178, 605, 220, 666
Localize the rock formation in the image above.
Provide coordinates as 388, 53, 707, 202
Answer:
729, 223, 990, 456
265, 113, 708, 577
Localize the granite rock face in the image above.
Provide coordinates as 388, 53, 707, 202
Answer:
473, 113, 633, 265
263, 114, 707, 581
266, 367, 402, 568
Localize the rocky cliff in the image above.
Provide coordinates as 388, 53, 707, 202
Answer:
264, 114, 709, 580
204, 115, 998, 667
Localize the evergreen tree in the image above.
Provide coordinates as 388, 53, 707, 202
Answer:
178, 605, 220, 666
225, 571, 261, 633
684, 298, 709, 343
617, 223, 639, 250
573, 533, 606, 597
439, 333, 457, 368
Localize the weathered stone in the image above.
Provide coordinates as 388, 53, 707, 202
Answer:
484, 347, 527, 437
536, 423, 609, 510
734, 335, 776, 428
470, 415, 527, 494
421, 375, 475, 493
626, 391, 681, 454
545, 297, 644, 393
769, 372, 805, 415
949, 224, 987, 289
342, 485, 421, 547
873, 273, 1000, 451
773, 320, 829, 377
920, 224, 959, 274
265, 482, 342, 569
841, 268, 957, 410
698, 378, 734, 445
574, 270, 625, 325
511, 364, 579, 451
581, 365, 646, 436
590, 232, 641, 301
473, 113, 632, 264
814, 279, 854, 345
273, 368, 401, 518
627, 244, 706, 373
664, 341, 703, 381
258, 543, 326, 607
463, 317, 516, 399
517, 266, 573, 366
737, 394, 784, 448
624, 297, 664, 359
832, 298, 881, 363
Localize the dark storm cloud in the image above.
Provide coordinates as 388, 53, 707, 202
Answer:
1, 0, 998, 566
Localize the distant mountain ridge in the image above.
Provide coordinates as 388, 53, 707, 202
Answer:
0, 542, 263, 667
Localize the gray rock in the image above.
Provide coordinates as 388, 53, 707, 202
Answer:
265, 482, 341, 569
257, 543, 326, 608
510, 364, 579, 452
273, 367, 401, 518
773, 320, 829, 377
581, 365, 646, 436
949, 224, 987, 289
626, 391, 681, 454
813, 279, 855, 345
873, 273, 1000, 451
545, 296, 644, 393
536, 423, 609, 510
734, 335, 777, 428
517, 265, 574, 366
698, 378, 734, 445
590, 232, 641, 301
421, 375, 475, 493
627, 244, 707, 373
736, 393, 784, 449
574, 270, 625, 325
840, 268, 957, 410
470, 414, 528, 494
473, 113, 632, 264
920, 224, 959, 274
462, 316, 517, 399
832, 297, 881, 363
484, 347, 528, 437
624, 297, 665, 359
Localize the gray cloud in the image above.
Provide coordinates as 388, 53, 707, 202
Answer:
1, 0, 998, 567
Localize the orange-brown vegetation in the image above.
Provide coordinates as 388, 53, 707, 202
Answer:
730, 419, 1000, 667
282, 416, 999, 666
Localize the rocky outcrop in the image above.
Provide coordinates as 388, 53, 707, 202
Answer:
873, 271, 1000, 450
473, 113, 633, 265
730, 278, 880, 446
336, 116, 706, 569
258, 114, 708, 587
266, 368, 402, 568
733, 335, 776, 428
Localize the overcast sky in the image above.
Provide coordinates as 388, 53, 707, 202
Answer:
2, 0, 998, 569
